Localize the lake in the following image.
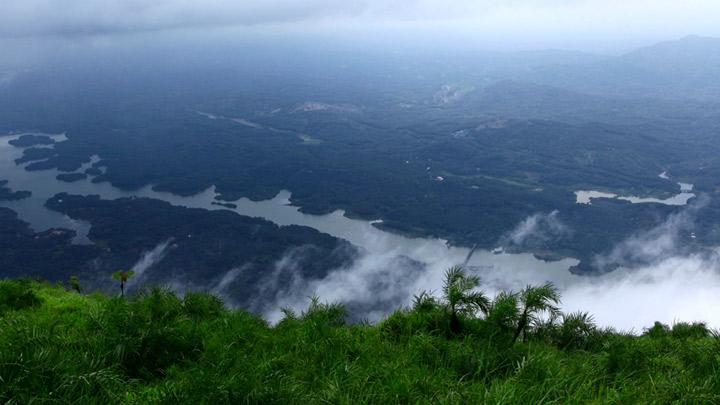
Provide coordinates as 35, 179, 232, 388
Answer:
0, 133, 579, 294
9, 132, 717, 330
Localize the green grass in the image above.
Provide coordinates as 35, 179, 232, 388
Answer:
1, 278, 719, 404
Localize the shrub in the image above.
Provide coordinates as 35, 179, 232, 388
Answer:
670, 322, 710, 339
181, 291, 225, 319
644, 321, 670, 338
486, 292, 519, 340
2, 274, 720, 403
556, 311, 597, 350
0, 279, 43, 313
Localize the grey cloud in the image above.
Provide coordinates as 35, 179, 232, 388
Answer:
502, 210, 570, 248
562, 253, 720, 331
212, 265, 248, 296
117, 196, 720, 332
126, 238, 173, 289
261, 249, 428, 324
2, 0, 719, 42
0, 0, 371, 37
592, 196, 708, 271
253, 197, 720, 331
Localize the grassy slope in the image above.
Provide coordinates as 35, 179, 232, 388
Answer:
1, 279, 719, 404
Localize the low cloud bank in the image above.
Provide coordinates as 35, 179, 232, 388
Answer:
261, 251, 429, 323
126, 238, 173, 289
115, 200, 720, 331
593, 196, 708, 271
3, 0, 720, 51
258, 200, 720, 331
501, 210, 569, 249
562, 253, 720, 331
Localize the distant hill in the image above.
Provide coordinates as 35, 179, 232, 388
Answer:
621, 35, 720, 71
530, 36, 720, 100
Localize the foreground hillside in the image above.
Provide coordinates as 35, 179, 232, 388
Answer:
1, 276, 719, 403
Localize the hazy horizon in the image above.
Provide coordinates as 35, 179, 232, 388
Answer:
4, 0, 720, 330
2, 0, 720, 56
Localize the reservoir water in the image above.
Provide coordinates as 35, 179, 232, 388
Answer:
0, 133, 578, 293
4, 133, 719, 329
575, 180, 695, 206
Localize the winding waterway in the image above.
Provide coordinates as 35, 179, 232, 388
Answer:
3, 133, 720, 329
0, 133, 579, 287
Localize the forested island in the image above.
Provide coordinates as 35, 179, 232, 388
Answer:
0, 208, 98, 279
0, 180, 31, 201
56, 172, 88, 182
1, 194, 356, 310
1, 272, 717, 403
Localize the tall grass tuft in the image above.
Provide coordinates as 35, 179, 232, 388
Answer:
2, 274, 720, 403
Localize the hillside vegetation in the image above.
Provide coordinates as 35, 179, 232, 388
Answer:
1, 271, 719, 404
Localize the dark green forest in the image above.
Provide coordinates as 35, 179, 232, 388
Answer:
1, 270, 719, 403
0, 193, 356, 308
3, 37, 720, 272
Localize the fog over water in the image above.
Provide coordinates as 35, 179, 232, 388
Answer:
3, 133, 720, 331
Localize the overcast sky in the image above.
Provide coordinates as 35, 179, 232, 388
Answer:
2, 0, 720, 51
